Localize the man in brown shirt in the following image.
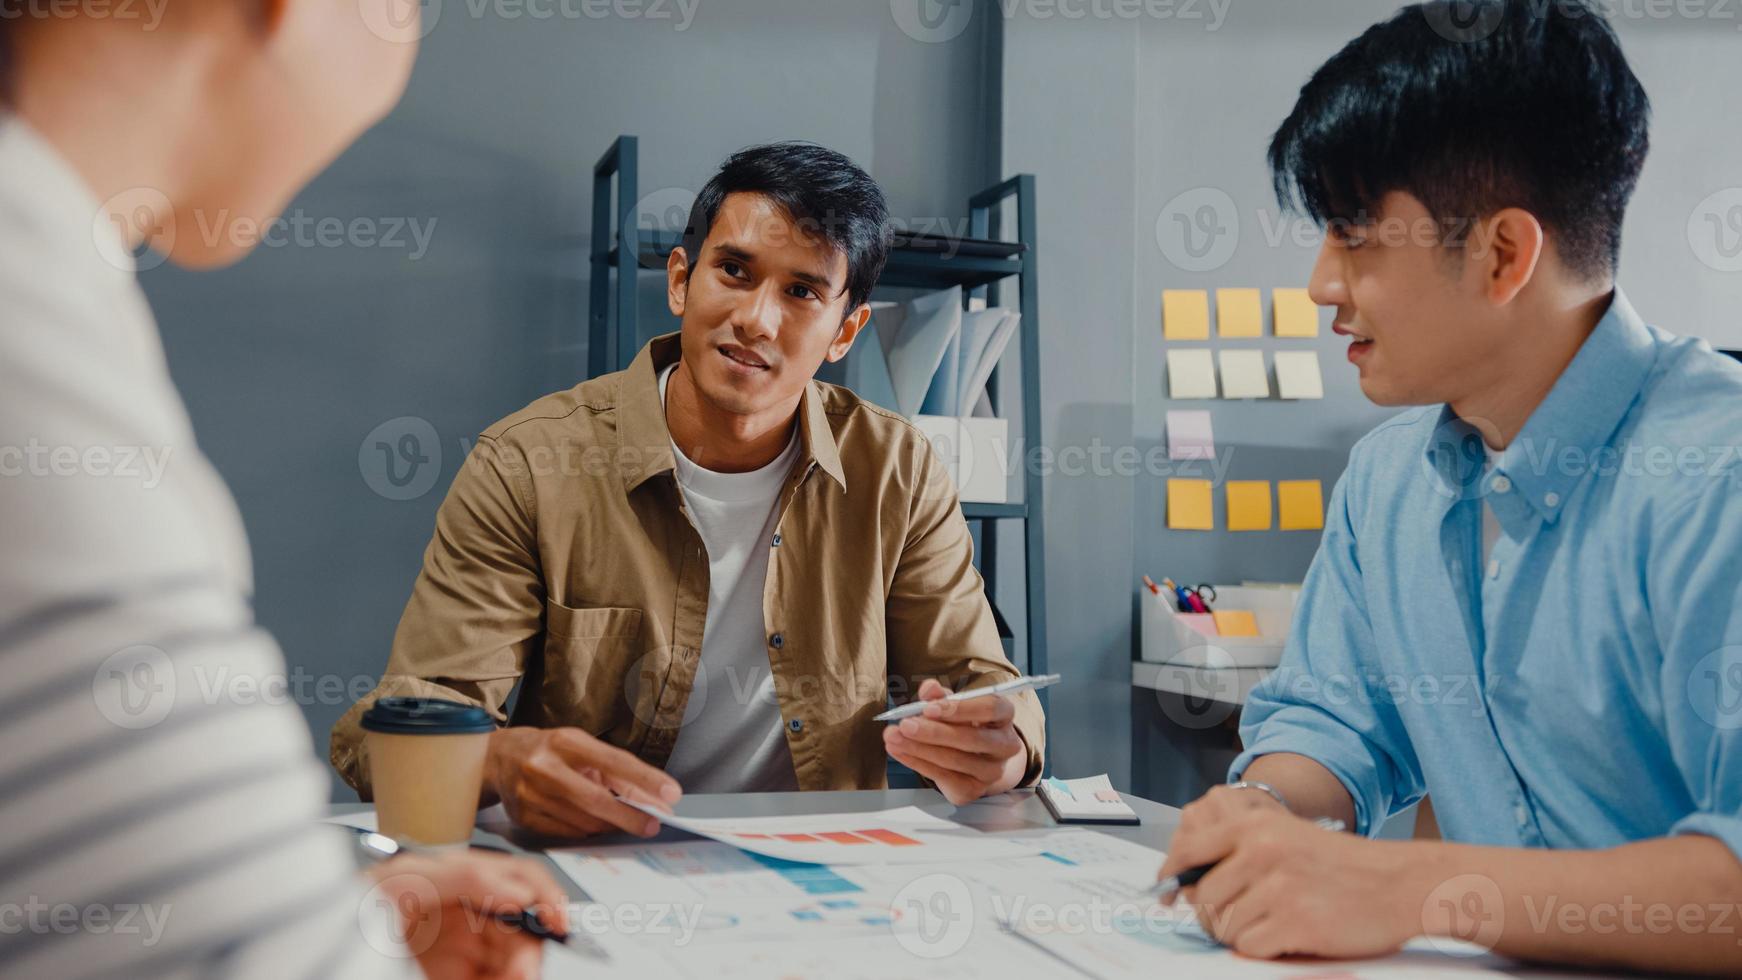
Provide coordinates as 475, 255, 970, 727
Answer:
332, 143, 1044, 838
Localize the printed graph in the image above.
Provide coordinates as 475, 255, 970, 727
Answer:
734, 828, 922, 847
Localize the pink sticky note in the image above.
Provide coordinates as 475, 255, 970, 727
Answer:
1167, 410, 1215, 460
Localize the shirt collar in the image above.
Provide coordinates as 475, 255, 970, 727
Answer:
1425, 287, 1657, 523
0, 113, 138, 279
617, 333, 848, 494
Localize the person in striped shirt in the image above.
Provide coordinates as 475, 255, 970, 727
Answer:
0, 1, 567, 977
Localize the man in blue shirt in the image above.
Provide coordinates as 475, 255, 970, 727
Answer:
1157, 2, 1742, 975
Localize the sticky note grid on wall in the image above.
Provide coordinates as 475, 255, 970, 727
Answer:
1167, 478, 1323, 533
1161, 286, 1329, 533
1162, 289, 1324, 403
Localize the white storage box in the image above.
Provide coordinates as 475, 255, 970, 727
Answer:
1139, 585, 1297, 668
913, 415, 1010, 504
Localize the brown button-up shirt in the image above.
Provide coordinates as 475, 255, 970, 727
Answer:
331, 334, 1044, 797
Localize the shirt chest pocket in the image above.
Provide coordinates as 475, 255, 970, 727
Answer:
540, 601, 644, 735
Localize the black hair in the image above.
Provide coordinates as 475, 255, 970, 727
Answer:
1268, 0, 1651, 280
680, 141, 892, 313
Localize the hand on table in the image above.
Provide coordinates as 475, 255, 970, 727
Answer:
364, 847, 568, 980
881, 678, 1027, 806
1157, 784, 1426, 960
485, 726, 681, 839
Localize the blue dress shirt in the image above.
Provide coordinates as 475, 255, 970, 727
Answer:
1233, 289, 1742, 863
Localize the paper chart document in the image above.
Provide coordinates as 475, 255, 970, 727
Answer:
544, 828, 1170, 979
623, 802, 1043, 865
543, 820, 1543, 980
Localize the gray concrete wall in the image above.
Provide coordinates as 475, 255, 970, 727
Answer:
142, 0, 1002, 798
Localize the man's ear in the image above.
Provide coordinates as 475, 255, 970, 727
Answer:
667, 246, 692, 317
827, 303, 873, 363
1472, 207, 1544, 307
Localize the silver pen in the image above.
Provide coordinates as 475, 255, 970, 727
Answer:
874, 673, 1063, 722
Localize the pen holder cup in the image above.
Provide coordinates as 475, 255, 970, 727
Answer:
1139, 586, 1294, 669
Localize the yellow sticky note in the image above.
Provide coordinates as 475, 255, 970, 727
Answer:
1278, 479, 1325, 530
1162, 290, 1210, 340
1225, 481, 1273, 531
1213, 610, 1261, 637
1216, 288, 1263, 338
1167, 479, 1214, 530
1273, 288, 1321, 338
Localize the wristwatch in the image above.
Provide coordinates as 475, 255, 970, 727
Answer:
1228, 779, 1290, 812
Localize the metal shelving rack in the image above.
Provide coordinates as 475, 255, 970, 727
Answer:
586, 134, 1048, 721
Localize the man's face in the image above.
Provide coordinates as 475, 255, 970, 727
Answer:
1310, 191, 1506, 407
667, 192, 868, 418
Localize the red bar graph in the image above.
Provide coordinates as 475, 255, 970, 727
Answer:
854, 828, 922, 846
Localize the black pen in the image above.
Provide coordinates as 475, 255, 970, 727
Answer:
346, 828, 609, 961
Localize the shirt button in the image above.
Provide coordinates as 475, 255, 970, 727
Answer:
1492, 475, 1512, 494
1514, 803, 1529, 826
1544, 492, 1560, 508
770, 633, 784, 649
1487, 559, 1502, 580
788, 718, 803, 733
772, 533, 783, 547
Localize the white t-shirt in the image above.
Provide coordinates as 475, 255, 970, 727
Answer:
657, 364, 802, 792
0, 115, 412, 977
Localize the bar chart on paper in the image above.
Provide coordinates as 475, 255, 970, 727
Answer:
624, 803, 1042, 864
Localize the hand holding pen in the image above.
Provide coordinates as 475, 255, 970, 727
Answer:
880, 676, 1057, 806
350, 829, 609, 966
1147, 784, 1438, 960
1146, 816, 1346, 899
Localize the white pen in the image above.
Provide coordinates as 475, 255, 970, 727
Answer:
873, 673, 1062, 722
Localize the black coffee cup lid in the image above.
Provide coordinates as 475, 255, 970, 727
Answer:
361, 696, 496, 735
